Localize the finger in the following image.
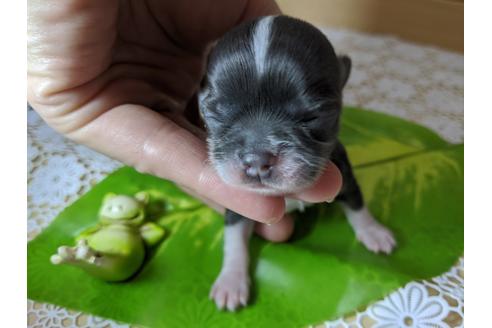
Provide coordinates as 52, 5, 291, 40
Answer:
72, 104, 285, 223
292, 161, 343, 203
28, 0, 119, 91
179, 184, 225, 214
254, 214, 294, 243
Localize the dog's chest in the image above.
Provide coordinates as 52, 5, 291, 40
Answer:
285, 198, 314, 213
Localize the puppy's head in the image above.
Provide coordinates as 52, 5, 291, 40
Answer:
199, 16, 351, 195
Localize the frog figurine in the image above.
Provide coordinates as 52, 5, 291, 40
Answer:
50, 191, 165, 281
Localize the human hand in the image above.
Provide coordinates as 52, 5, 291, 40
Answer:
27, 0, 342, 223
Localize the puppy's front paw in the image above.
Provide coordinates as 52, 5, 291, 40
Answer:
355, 223, 396, 254
210, 271, 250, 312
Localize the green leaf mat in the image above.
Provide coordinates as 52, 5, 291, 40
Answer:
28, 107, 464, 327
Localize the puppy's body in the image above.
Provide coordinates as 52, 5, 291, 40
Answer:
199, 16, 395, 311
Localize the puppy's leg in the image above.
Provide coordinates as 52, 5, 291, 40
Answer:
210, 210, 254, 311
332, 141, 396, 254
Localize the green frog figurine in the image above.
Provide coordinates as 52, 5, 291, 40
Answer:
50, 191, 165, 281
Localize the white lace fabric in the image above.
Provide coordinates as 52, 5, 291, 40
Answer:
27, 27, 463, 328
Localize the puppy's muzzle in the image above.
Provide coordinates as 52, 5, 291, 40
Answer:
239, 150, 277, 179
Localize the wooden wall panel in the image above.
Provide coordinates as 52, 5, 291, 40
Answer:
277, 0, 463, 52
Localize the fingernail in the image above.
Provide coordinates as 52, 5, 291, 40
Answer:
326, 197, 335, 203
265, 217, 282, 225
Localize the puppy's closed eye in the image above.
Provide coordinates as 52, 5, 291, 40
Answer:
299, 115, 320, 124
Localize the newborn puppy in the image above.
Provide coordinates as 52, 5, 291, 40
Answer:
199, 15, 396, 311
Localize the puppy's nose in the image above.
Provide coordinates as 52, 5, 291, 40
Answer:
241, 151, 276, 179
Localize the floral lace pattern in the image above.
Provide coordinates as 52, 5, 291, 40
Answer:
27, 26, 463, 327
323, 259, 464, 328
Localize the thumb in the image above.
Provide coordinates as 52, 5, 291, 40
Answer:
72, 104, 286, 223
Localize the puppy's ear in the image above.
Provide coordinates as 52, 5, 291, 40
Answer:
198, 85, 222, 132
338, 55, 352, 89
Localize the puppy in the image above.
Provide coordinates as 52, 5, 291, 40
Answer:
199, 15, 396, 311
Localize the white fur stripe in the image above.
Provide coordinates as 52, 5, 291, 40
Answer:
252, 16, 274, 76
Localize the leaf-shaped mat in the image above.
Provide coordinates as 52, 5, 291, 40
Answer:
28, 107, 464, 327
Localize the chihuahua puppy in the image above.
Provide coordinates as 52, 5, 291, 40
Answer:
199, 15, 396, 311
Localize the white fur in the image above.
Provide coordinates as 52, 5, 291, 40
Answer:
210, 219, 254, 311
342, 205, 396, 254
252, 16, 275, 76
285, 198, 310, 212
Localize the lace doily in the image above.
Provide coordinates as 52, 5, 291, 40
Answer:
27, 26, 463, 328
